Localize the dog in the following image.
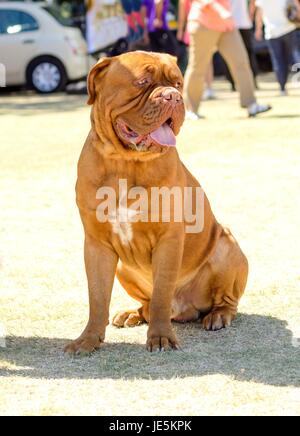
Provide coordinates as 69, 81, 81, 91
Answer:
64, 51, 248, 354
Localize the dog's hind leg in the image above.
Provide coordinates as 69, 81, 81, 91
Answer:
112, 306, 148, 328
201, 228, 249, 331
113, 266, 150, 328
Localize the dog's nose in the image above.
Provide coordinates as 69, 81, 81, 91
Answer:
161, 88, 182, 104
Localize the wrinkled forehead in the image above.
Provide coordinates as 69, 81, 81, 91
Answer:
109, 52, 182, 83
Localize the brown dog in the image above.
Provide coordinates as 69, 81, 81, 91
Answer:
64, 52, 248, 354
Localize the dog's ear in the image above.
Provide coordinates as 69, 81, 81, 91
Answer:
87, 57, 113, 105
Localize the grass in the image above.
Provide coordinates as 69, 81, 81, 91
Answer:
0, 76, 300, 416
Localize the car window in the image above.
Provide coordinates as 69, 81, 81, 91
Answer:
43, 6, 74, 27
0, 9, 39, 35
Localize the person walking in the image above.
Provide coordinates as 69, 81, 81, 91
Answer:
226, 0, 259, 90
142, 0, 179, 56
121, 0, 145, 42
178, 0, 271, 119
178, 0, 217, 99
255, 0, 300, 95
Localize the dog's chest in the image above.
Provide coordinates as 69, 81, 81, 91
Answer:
110, 207, 136, 245
109, 207, 155, 269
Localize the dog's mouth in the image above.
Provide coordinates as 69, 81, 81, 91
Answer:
116, 118, 176, 151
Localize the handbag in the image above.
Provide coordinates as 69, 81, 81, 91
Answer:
286, 0, 300, 24
149, 29, 180, 57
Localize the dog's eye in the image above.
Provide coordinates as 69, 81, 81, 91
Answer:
137, 78, 150, 87
175, 81, 182, 89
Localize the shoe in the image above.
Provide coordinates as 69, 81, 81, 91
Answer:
185, 111, 204, 121
248, 102, 272, 118
203, 88, 216, 100
280, 90, 288, 96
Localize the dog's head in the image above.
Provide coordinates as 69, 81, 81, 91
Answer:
88, 51, 185, 159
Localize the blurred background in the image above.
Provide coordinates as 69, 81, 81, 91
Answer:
1, 0, 299, 95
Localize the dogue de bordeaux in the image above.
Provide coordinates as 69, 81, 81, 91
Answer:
64, 51, 248, 354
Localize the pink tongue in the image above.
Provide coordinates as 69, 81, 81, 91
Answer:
149, 123, 176, 147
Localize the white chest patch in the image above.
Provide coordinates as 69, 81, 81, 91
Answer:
111, 207, 137, 245
112, 221, 133, 245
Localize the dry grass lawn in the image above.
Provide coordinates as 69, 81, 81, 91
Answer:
0, 77, 300, 416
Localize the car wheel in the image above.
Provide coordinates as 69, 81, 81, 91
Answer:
27, 57, 68, 93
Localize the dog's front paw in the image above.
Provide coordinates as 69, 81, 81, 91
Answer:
146, 326, 180, 352
64, 333, 104, 356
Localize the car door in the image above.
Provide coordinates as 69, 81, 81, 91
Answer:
0, 8, 40, 85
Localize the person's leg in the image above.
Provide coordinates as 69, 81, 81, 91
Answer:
223, 57, 236, 91
281, 30, 300, 91
218, 29, 256, 107
206, 62, 214, 89
132, 0, 144, 26
240, 29, 259, 79
177, 42, 189, 75
282, 32, 295, 89
291, 30, 300, 64
223, 29, 257, 92
131, 0, 145, 40
268, 36, 287, 91
121, 0, 138, 42
183, 25, 220, 113
203, 61, 217, 100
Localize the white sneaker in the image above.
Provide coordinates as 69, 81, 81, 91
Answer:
280, 90, 288, 97
185, 111, 204, 121
203, 88, 216, 101
248, 102, 272, 118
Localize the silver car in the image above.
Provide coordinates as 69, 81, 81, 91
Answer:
0, 1, 90, 93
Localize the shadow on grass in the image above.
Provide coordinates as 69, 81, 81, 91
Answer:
236, 113, 300, 120
0, 313, 299, 387
263, 114, 300, 119
0, 93, 86, 116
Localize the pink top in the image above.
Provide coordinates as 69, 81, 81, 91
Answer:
188, 0, 235, 32
184, 0, 192, 44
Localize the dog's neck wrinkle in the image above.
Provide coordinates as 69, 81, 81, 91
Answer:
89, 133, 182, 187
